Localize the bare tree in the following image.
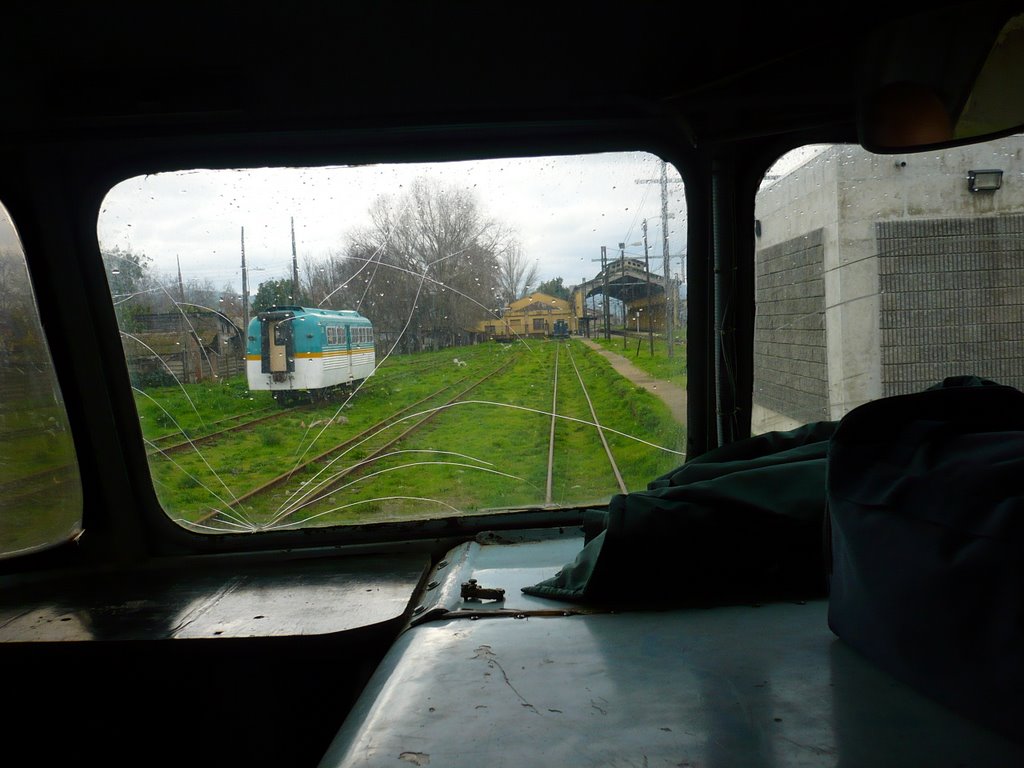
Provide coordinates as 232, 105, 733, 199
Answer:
310, 177, 514, 352
218, 283, 244, 325
496, 241, 538, 305
303, 252, 355, 309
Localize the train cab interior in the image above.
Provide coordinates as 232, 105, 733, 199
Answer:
3, 2, 1024, 766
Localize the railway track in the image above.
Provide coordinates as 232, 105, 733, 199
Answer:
0, 463, 80, 505
146, 406, 302, 456
544, 340, 627, 506
146, 407, 277, 446
143, 358, 441, 456
170, 340, 679, 532
196, 356, 518, 529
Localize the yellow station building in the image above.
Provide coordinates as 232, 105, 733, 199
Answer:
470, 292, 576, 341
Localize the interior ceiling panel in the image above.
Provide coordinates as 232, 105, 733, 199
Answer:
0, 2, 1001, 145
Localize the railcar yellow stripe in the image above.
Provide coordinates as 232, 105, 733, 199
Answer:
297, 350, 373, 359
248, 349, 373, 361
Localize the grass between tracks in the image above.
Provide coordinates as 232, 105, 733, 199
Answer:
135, 340, 687, 531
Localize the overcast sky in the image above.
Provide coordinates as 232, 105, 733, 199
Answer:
96, 151, 690, 296
3, 146, 824, 301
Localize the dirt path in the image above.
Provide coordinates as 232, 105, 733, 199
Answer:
577, 337, 687, 426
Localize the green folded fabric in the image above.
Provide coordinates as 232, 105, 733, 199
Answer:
523, 421, 836, 607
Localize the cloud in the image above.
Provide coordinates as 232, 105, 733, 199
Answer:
97, 152, 689, 294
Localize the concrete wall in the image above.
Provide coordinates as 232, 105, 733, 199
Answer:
753, 228, 828, 425
877, 214, 1024, 395
753, 147, 841, 432
752, 137, 1024, 434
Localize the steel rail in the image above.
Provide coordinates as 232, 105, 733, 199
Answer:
264, 356, 518, 527
146, 407, 277, 446
146, 406, 308, 456
147, 356, 467, 456
545, 343, 559, 506
566, 341, 628, 495
193, 376, 471, 525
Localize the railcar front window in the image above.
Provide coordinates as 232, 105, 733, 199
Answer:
754, 135, 1024, 434
97, 153, 688, 533
0, 203, 82, 557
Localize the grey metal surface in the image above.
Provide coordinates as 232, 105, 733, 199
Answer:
408, 529, 594, 628
320, 537, 1024, 768
0, 554, 429, 642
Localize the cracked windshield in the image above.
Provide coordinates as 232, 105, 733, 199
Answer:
97, 152, 689, 533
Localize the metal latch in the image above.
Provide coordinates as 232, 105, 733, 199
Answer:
461, 578, 505, 601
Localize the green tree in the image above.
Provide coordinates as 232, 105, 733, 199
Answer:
535, 276, 570, 300
252, 278, 298, 313
101, 246, 155, 331
103, 246, 152, 297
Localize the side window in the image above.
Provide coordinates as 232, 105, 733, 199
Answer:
0, 203, 82, 557
753, 136, 1024, 433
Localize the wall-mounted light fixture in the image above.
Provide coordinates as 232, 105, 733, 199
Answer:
754, 219, 762, 237
967, 169, 1003, 192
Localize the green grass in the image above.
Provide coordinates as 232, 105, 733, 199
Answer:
589, 334, 688, 388
0, 388, 84, 555
0, 489, 82, 556
136, 341, 687, 531
134, 375, 276, 441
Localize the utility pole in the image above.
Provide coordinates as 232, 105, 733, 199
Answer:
177, 254, 190, 384
620, 242, 627, 349
643, 219, 653, 356
676, 250, 685, 335
636, 159, 683, 358
241, 226, 249, 334
601, 246, 609, 339
291, 216, 299, 304
176, 254, 186, 304
660, 162, 673, 358
580, 276, 586, 337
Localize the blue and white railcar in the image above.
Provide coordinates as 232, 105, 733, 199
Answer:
246, 306, 375, 400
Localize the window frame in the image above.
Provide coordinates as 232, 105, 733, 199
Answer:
2, 118, 730, 563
